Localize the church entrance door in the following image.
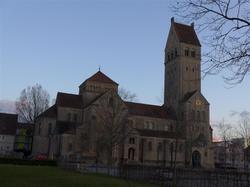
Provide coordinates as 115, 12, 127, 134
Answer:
192, 151, 201, 168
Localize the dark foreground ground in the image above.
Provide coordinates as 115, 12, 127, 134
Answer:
0, 165, 158, 187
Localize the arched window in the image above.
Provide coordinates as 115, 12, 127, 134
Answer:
67, 113, 71, 121
48, 123, 52, 135
202, 111, 206, 121
197, 111, 200, 121
128, 148, 135, 160
191, 50, 196, 57
185, 48, 189, 56
148, 142, 152, 151
157, 142, 163, 161
129, 137, 135, 144
191, 110, 195, 120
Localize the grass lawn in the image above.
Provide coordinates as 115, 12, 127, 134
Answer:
0, 165, 157, 187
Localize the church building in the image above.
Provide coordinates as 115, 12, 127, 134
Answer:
32, 18, 214, 168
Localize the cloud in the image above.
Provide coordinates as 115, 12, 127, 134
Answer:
0, 100, 16, 114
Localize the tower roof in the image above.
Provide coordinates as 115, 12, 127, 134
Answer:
173, 21, 201, 46
80, 71, 118, 87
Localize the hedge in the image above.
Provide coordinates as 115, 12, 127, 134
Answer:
0, 158, 57, 166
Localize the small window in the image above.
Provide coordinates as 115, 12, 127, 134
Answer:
192, 68, 195, 72
149, 122, 153, 129
175, 48, 178, 57
92, 115, 96, 120
68, 143, 73, 151
179, 144, 183, 152
167, 53, 170, 61
171, 51, 174, 59
128, 148, 135, 160
186, 67, 188, 71
181, 112, 184, 120
164, 125, 169, 131
129, 137, 135, 144
48, 123, 52, 135
191, 50, 196, 57
38, 123, 41, 135
170, 142, 174, 152
74, 114, 77, 122
197, 111, 200, 121
191, 110, 195, 120
202, 111, 206, 121
148, 142, 152, 151
67, 113, 71, 121
170, 124, 173, 132
185, 48, 189, 56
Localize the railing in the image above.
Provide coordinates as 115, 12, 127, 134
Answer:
59, 161, 250, 187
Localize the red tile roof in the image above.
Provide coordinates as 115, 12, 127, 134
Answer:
173, 22, 201, 46
81, 71, 118, 86
0, 113, 18, 135
125, 102, 174, 119
56, 92, 83, 109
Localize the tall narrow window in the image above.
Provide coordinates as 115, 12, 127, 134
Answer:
191, 50, 196, 57
175, 48, 178, 57
38, 123, 41, 135
128, 148, 135, 160
129, 137, 135, 144
48, 123, 52, 135
185, 48, 189, 56
197, 111, 200, 122
67, 113, 71, 121
74, 114, 77, 122
148, 142, 152, 151
202, 111, 206, 122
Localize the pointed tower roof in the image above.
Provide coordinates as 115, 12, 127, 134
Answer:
79, 71, 118, 87
172, 18, 201, 46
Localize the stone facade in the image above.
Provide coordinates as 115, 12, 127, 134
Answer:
32, 18, 214, 168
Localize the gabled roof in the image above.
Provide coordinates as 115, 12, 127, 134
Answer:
80, 71, 118, 87
0, 113, 18, 135
173, 22, 201, 46
56, 92, 83, 109
38, 105, 57, 118
125, 102, 174, 119
181, 90, 197, 103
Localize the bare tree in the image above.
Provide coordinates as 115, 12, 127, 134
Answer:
16, 84, 50, 123
118, 87, 137, 102
231, 110, 250, 147
93, 91, 130, 171
171, 0, 250, 84
215, 119, 234, 168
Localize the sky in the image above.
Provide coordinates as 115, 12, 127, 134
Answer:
0, 0, 249, 127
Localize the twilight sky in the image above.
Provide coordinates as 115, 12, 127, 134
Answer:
0, 0, 249, 126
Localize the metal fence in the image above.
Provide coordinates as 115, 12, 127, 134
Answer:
59, 161, 250, 187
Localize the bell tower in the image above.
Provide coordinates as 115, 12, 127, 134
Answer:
164, 17, 201, 112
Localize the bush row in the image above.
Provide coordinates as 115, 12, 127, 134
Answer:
0, 158, 57, 166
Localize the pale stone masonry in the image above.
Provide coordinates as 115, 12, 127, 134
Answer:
32, 18, 214, 168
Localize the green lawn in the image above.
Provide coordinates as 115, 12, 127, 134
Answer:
0, 165, 157, 187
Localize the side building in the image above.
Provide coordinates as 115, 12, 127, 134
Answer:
0, 113, 18, 156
